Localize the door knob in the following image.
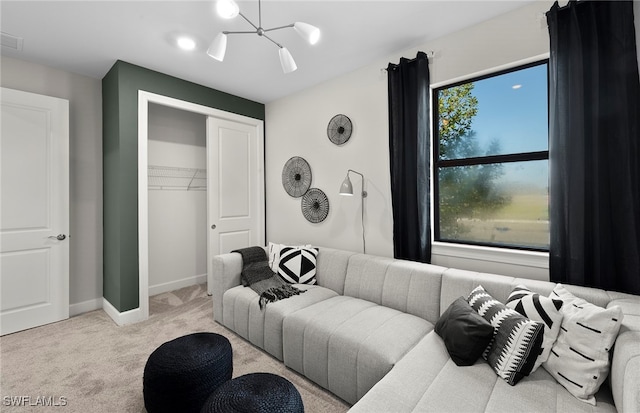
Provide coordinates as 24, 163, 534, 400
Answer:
211, 224, 217, 230
48, 234, 67, 241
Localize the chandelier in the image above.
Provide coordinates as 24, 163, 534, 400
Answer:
207, 0, 321, 73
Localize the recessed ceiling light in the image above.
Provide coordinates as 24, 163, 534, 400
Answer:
512, 84, 522, 90
177, 36, 196, 51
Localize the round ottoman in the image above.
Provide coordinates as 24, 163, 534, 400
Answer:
143, 332, 233, 413
200, 373, 304, 413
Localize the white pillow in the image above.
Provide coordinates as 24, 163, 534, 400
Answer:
542, 284, 623, 405
268, 242, 283, 272
506, 285, 564, 372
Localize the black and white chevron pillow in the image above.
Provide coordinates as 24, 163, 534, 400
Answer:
467, 285, 544, 386
506, 285, 564, 371
277, 246, 318, 285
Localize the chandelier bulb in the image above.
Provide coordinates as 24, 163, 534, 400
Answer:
207, 33, 228, 61
216, 0, 239, 19
279, 47, 297, 73
294, 22, 320, 45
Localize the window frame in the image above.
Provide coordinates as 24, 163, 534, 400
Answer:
432, 59, 550, 252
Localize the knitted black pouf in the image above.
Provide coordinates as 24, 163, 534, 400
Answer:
143, 332, 233, 413
200, 373, 304, 413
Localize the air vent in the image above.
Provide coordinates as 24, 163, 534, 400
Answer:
1, 32, 24, 51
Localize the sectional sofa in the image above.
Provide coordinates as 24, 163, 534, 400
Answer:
211, 246, 640, 412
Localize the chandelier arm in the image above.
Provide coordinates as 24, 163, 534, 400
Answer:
223, 30, 259, 35
238, 11, 259, 30
261, 33, 283, 48
222, 30, 258, 34
263, 23, 295, 33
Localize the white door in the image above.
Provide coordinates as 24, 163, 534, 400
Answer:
1, 87, 69, 336
206, 117, 264, 293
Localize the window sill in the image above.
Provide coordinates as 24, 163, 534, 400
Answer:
431, 242, 549, 269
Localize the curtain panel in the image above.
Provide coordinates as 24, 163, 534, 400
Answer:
387, 51, 431, 263
547, 0, 640, 294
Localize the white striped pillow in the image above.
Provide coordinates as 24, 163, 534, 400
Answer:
542, 284, 623, 405
506, 285, 564, 371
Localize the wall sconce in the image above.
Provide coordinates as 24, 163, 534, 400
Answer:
339, 169, 367, 253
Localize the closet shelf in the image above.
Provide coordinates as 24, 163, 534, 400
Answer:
148, 165, 206, 191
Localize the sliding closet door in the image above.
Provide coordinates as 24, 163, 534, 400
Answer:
206, 117, 265, 290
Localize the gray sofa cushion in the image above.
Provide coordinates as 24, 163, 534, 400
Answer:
222, 284, 338, 360
350, 331, 616, 413
608, 298, 640, 413
212, 252, 243, 324
282, 295, 432, 404
440, 269, 517, 316
314, 247, 357, 294
344, 254, 445, 323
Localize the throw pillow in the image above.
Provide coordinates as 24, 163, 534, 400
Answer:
268, 242, 313, 273
542, 284, 623, 405
268, 242, 283, 272
435, 297, 495, 366
467, 285, 544, 386
277, 246, 319, 285
506, 285, 564, 371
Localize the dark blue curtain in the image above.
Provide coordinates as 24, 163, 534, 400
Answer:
387, 52, 431, 263
547, 0, 640, 294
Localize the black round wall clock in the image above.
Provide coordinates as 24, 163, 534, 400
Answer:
327, 114, 353, 145
301, 188, 329, 223
282, 156, 312, 197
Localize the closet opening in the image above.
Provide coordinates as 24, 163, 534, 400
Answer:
147, 103, 207, 302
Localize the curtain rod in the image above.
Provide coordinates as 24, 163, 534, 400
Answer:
382, 50, 435, 72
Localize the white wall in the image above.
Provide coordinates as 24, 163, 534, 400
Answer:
1, 56, 103, 314
147, 103, 207, 295
265, 1, 555, 280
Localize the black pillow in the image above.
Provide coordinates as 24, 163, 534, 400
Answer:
435, 297, 494, 366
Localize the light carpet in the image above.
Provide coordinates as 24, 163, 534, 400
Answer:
0, 284, 350, 412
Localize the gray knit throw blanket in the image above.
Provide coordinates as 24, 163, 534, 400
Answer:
232, 246, 304, 309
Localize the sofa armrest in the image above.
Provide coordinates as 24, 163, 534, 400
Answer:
609, 298, 640, 413
211, 252, 243, 323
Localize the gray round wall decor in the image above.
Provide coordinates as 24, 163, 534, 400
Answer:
282, 156, 312, 197
327, 114, 353, 145
301, 188, 329, 223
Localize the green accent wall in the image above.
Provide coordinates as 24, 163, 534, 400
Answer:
102, 60, 265, 312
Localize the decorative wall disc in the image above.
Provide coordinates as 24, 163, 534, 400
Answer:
282, 156, 312, 197
301, 188, 329, 223
327, 114, 353, 145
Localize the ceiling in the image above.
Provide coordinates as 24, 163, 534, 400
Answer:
1, 1, 534, 103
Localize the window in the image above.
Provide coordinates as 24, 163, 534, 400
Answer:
433, 61, 549, 251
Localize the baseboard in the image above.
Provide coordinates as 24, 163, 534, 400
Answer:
148, 273, 207, 296
102, 298, 144, 326
69, 298, 102, 317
